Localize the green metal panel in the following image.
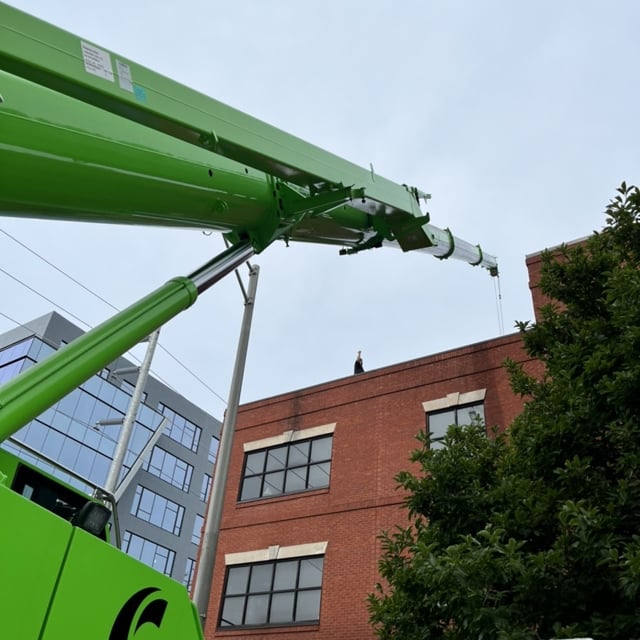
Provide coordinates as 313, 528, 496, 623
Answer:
0, 69, 278, 244
0, 448, 20, 481
41, 527, 203, 639
0, 481, 203, 639
0, 66, 497, 267
0, 484, 72, 639
0, 276, 198, 442
0, 69, 400, 254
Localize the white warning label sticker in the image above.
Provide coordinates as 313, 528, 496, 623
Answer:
116, 59, 134, 92
81, 41, 114, 82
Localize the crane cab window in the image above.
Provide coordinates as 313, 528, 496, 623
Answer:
11, 463, 109, 539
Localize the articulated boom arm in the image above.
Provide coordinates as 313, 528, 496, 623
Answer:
0, 8, 500, 639
0, 2, 497, 272
0, 3, 499, 442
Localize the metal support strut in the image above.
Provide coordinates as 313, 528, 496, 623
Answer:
103, 329, 160, 497
193, 261, 260, 624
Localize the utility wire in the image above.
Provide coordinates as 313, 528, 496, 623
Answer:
155, 346, 227, 405
0, 227, 227, 406
0, 265, 187, 400
0, 265, 92, 330
0, 228, 118, 312
0, 310, 33, 332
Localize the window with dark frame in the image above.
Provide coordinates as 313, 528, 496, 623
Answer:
427, 401, 485, 450
121, 530, 175, 576
159, 403, 202, 453
119, 379, 148, 404
200, 473, 212, 503
219, 555, 324, 628
130, 485, 185, 535
183, 557, 196, 591
143, 445, 193, 492
239, 435, 332, 502
208, 435, 219, 464
191, 513, 204, 546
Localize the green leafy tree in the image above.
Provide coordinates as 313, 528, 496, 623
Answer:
368, 184, 640, 640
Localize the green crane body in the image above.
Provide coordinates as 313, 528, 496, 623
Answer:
0, 3, 498, 637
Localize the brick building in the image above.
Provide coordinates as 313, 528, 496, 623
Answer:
200, 249, 550, 639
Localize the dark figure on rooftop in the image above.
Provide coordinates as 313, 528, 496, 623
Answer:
354, 350, 364, 374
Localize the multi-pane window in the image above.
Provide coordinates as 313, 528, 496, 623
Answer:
2, 336, 165, 491
160, 404, 202, 453
0, 358, 26, 385
219, 556, 324, 628
118, 379, 148, 404
183, 557, 196, 591
427, 402, 485, 450
122, 531, 175, 576
131, 485, 185, 535
0, 334, 219, 587
200, 473, 212, 503
143, 446, 193, 492
0, 338, 33, 366
0, 438, 95, 496
0, 338, 37, 386
192, 514, 205, 546
208, 436, 219, 464
239, 435, 332, 501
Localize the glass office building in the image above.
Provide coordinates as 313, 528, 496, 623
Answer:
0, 311, 221, 589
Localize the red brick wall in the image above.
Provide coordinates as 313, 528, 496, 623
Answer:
526, 237, 587, 322
204, 333, 540, 639
526, 250, 547, 323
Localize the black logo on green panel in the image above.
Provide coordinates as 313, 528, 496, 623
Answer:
109, 587, 168, 640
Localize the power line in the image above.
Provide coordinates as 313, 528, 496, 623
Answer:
0, 228, 118, 312
0, 310, 34, 333
156, 344, 227, 405
0, 265, 92, 330
0, 227, 227, 406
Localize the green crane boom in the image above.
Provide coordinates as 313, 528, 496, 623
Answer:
0, 2, 497, 266
0, 4, 498, 638
0, 1, 498, 441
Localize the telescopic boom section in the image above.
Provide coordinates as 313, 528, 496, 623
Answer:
0, 2, 497, 274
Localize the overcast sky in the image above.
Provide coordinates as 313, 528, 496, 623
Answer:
2, 1, 639, 419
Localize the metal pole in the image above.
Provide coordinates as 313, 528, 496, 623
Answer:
103, 329, 160, 496
192, 263, 260, 623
